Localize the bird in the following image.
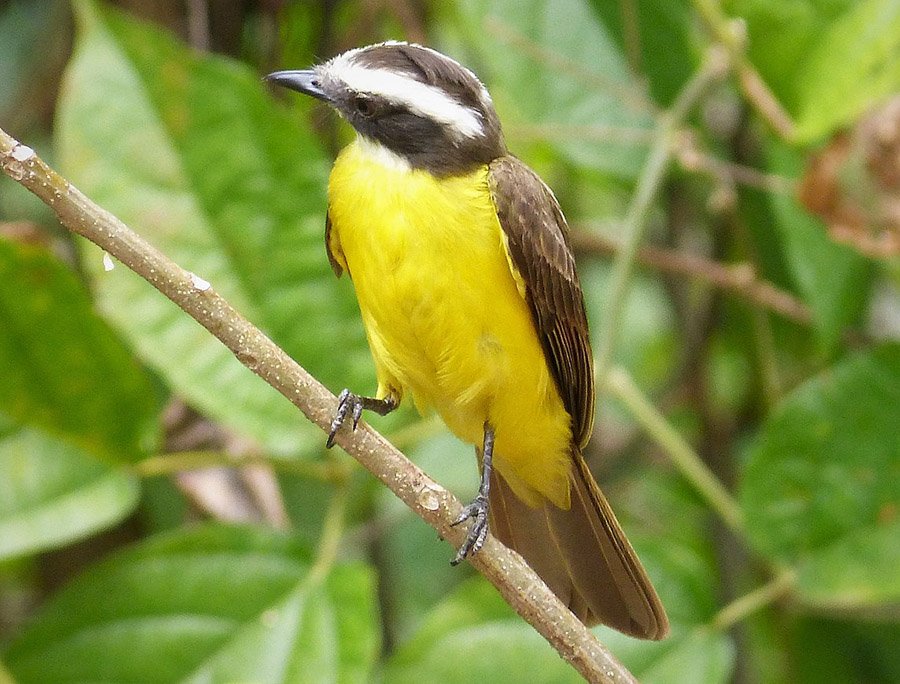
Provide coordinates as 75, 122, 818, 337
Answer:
266, 41, 668, 639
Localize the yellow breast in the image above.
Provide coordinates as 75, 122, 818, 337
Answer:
327, 139, 573, 508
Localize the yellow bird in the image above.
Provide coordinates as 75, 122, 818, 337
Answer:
267, 42, 668, 639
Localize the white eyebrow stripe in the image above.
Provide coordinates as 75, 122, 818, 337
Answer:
326, 61, 484, 139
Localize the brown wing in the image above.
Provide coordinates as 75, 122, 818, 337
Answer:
488, 156, 595, 447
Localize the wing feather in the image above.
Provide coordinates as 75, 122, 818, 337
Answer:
488, 156, 595, 447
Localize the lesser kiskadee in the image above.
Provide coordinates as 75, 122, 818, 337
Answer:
267, 42, 668, 639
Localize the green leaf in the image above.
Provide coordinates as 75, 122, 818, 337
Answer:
387, 574, 734, 684
741, 344, 900, 609
765, 141, 871, 350
374, 431, 480, 639
56, 0, 371, 454
0, 427, 139, 561
0, 660, 15, 684
795, 520, 900, 612
385, 578, 581, 684
0, 237, 148, 556
450, 0, 656, 178
724, 0, 857, 113
588, 0, 698, 106
0, 238, 157, 462
599, 627, 734, 684
794, 0, 900, 142
641, 629, 733, 684
3, 525, 380, 683
389, 621, 581, 684
581, 261, 678, 389
725, 0, 899, 140
779, 618, 900, 684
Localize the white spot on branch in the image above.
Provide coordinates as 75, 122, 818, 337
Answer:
11, 144, 35, 162
417, 482, 443, 511
189, 272, 211, 291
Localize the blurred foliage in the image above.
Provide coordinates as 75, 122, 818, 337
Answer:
1, 1, 898, 683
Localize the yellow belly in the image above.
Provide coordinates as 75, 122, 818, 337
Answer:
327, 140, 573, 508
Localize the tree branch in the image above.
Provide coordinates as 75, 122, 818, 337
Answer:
1, 127, 637, 684
570, 230, 812, 325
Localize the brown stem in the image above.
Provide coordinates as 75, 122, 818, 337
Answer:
1, 127, 638, 684
571, 230, 812, 325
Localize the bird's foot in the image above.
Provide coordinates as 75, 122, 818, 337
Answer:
450, 494, 489, 565
326, 389, 396, 448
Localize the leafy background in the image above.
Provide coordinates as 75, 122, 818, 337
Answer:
1, 0, 898, 682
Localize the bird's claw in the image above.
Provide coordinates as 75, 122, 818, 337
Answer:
450, 495, 489, 565
327, 389, 363, 448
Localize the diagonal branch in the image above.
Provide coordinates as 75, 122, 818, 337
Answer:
0, 127, 637, 684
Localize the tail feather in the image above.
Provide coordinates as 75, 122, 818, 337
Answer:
488, 450, 669, 639
490, 472, 574, 605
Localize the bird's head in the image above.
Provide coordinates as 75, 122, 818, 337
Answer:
266, 42, 506, 176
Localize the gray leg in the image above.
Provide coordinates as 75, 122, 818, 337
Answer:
450, 421, 495, 565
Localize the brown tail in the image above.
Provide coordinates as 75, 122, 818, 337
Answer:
488, 450, 669, 639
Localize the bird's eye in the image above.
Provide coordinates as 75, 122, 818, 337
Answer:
354, 96, 375, 117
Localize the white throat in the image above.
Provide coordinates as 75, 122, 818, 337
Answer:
355, 135, 412, 172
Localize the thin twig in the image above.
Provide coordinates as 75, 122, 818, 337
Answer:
735, 66, 796, 142
571, 231, 812, 325
594, 47, 730, 416
711, 569, 796, 631
0, 127, 638, 684
675, 137, 796, 194
692, 0, 796, 140
605, 366, 747, 539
